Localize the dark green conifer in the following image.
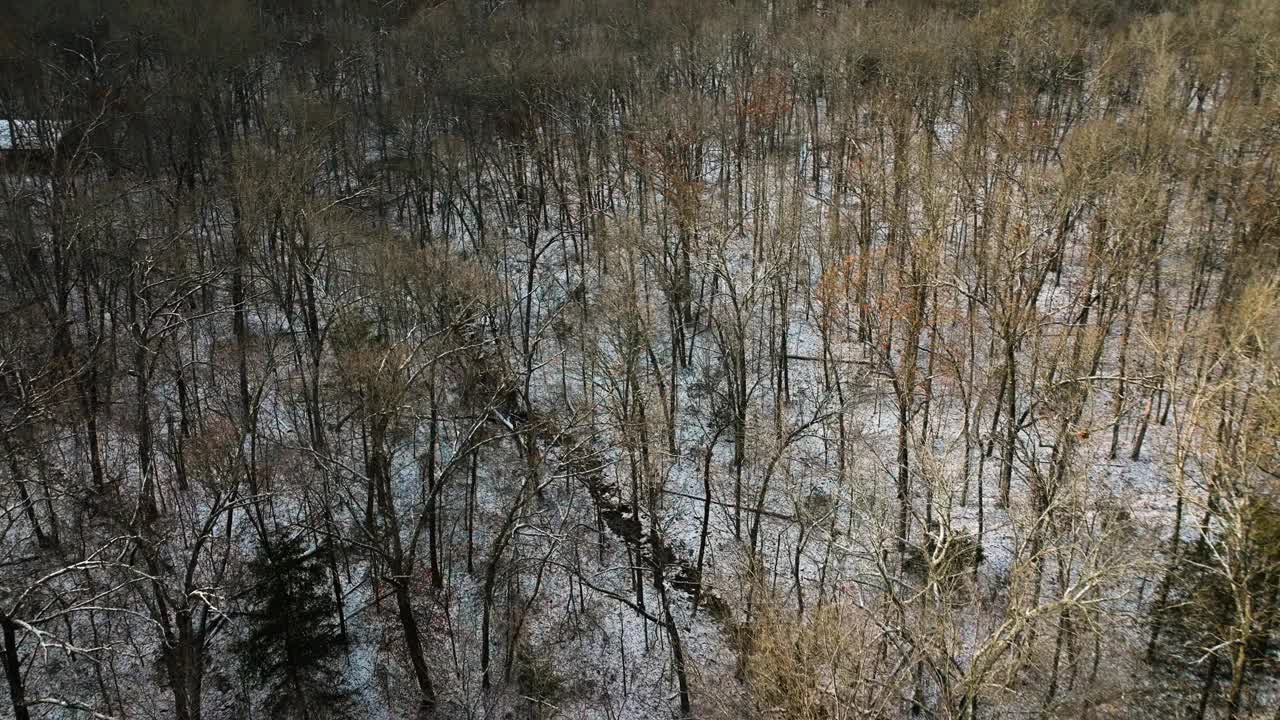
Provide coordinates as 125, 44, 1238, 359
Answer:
237, 535, 349, 719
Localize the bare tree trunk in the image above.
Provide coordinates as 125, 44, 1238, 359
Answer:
394, 585, 437, 709
1197, 653, 1219, 720
999, 338, 1017, 508
1, 615, 31, 720
694, 424, 727, 616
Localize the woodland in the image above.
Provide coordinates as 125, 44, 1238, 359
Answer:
1, 0, 1279, 718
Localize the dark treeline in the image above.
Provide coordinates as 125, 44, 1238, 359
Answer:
1, 0, 1278, 719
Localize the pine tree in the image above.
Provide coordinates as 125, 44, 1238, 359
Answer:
236, 536, 350, 719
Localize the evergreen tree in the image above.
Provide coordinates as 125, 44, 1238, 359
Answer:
236, 535, 350, 719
